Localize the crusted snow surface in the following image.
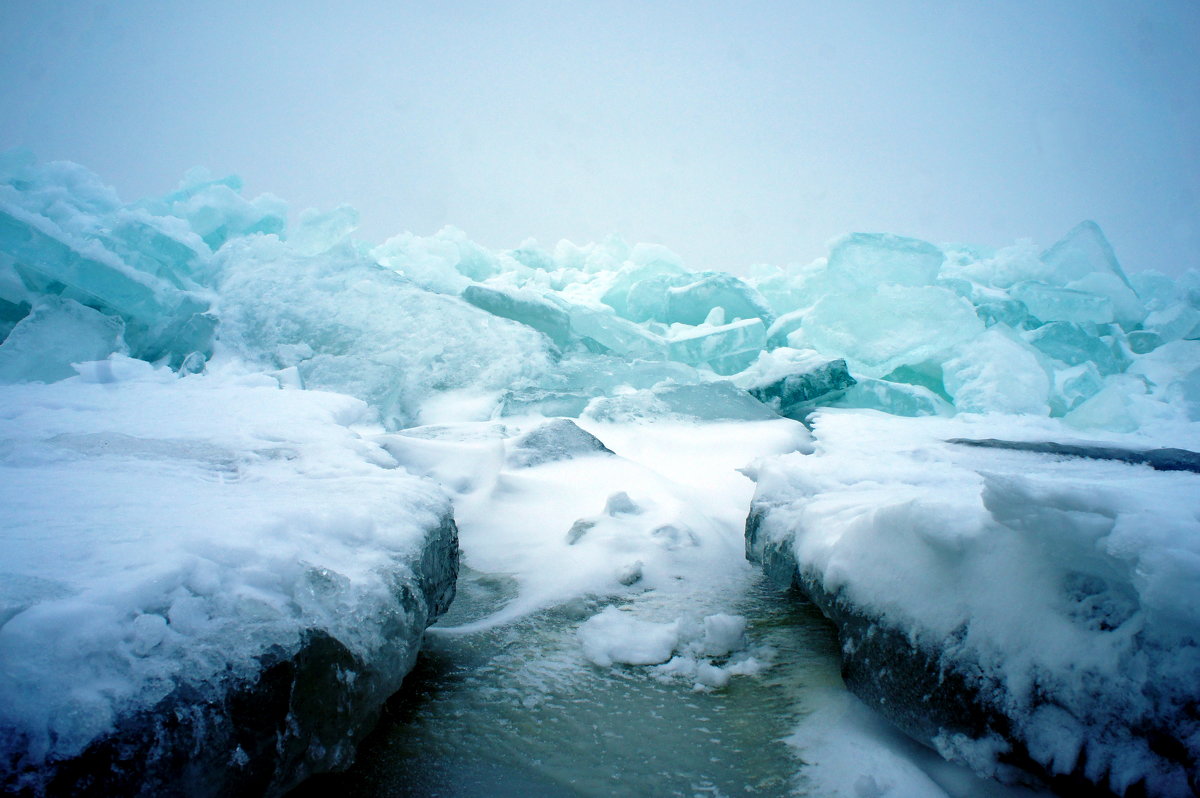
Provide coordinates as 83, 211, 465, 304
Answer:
751, 408, 1200, 795
0, 357, 451, 771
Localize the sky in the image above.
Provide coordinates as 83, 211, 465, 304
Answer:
1, 1, 1198, 276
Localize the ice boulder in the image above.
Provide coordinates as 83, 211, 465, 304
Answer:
747, 410, 1200, 797
0, 297, 124, 383
826, 232, 944, 288
942, 327, 1051, 415
0, 361, 459, 797
733, 348, 856, 419
0, 199, 215, 368
624, 271, 775, 327
584, 379, 780, 423
506, 418, 614, 468
795, 284, 984, 378
462, 284, 573, 348
138, 168, 286, 252
212, 235, 553, 429
829, 377, 953, 418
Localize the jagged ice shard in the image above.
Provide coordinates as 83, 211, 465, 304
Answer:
0, 156, 1198, 797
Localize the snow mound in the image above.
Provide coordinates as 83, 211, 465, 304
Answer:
748, 409, 1200, 796
0, 358, 457, 795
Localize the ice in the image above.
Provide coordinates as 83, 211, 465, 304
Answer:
659, 271, 775, 326
584, 379, 780, 423
578, 607, 758, 691
506, 418, 614, 468
596, 243, 689, 319
795, 285, 984, 377
0, 298, 124, 383
826, 232, 945, 288
1024, 320, 1127, 375
1049, 362, 1106, 416
664, 317, 767, 368
141, 168, 286, 251
372, 226, 501, 293
1041, 220, 1135, 289
2, 155, 1199, 794
830, 377, 953, 417
289, 204, 359, 257
0, 201, 214, 366
734, 347, 856, 418
0, 363, 456, 790
1142, 302, 1200, 345
462, 284, 573, 348
749, 410, 1200, 794
213, 235, 553, 429
566, 301, 670, 359
1011, 281, 1115, 325
942, 327, 1050, 415
578, 608, 680, 666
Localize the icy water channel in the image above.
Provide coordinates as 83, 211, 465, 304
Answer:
293, 566, 844, 797
290, 417, 1045, 798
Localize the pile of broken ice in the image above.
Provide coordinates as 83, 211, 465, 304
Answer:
1, 152, 1198, 796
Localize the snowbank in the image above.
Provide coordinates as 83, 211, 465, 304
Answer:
0, 358, 458, 796
748, 409, 1200, 796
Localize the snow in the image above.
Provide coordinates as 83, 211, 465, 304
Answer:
0, 357, 452, 770
750, 408, 1200, 795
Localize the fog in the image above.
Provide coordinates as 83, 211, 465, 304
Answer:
2, 0, 1197, 274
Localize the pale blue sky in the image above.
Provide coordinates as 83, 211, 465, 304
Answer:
2, 1, 1197, 275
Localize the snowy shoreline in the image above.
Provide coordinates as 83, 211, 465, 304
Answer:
0, 363, 458, 796
748, 410, 1200, 796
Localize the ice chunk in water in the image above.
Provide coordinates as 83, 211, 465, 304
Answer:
826, 232, 944, 287
0, 298, 124, 383
734, 348, 856, 418
578, 608, 679, 667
